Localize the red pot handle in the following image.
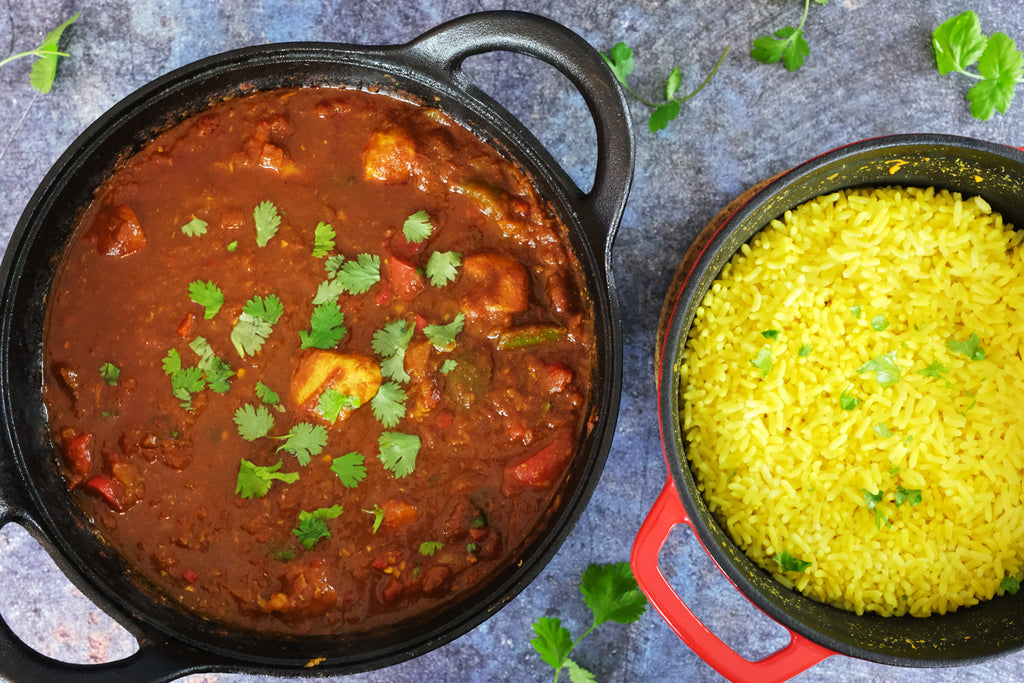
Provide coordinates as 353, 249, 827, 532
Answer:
630, 479, 833, 683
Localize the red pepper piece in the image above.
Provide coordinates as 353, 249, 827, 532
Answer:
385, 255, 425, 301
60, 431, 93, 477
83, 475, 126, 512
176, 312, 196, 338
505, 432, 575, 490
183, 568, 199, 584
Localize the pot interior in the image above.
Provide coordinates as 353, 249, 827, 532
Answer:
661, 135, 1024, 666
3, 45, 617, 670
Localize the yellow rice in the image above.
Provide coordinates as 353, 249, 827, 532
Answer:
679, 186, 1024, 617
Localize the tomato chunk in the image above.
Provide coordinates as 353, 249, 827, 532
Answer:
385, 255, 425, 301
95, 204, 147, 257
504, 431, 575, 491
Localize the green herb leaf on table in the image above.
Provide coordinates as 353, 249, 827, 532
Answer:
293, 506, 344, 550
180, 217, 208, 238
424, 313, 465, 351
0, 12, 80, 94
773, 550, 812, 573
750, 0, 829, 72
236, 458, 298, 499
947, 332, 986, 360
234, 403, 275, 442
312, 221, 335, 258
300, 301, 346, 350
857, 350, 901, 387
933, 11, 1024, 120
254, 200, 281, 247
189, 280, 223, 319
371, 382, 408, 428
377, 431, 420, 478
426, 250, 462, 287
531, 617, 575, 672
602, 41, 730, 132
750, 347, 772, 377
276, 423, 328, 466
331, 452, 366, 488
403, 210, 434, 243
419, 541, 444, 557
364, 504, 385, 534
99, 362, 120, 386
231, 294, 284, 357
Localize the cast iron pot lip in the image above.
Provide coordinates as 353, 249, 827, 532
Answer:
0, 11, 631, 676
656, 133, 1024, 667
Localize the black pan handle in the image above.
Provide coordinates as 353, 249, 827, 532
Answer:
400, 10, 635, 273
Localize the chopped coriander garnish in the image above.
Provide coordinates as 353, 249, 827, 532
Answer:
424, 313, 465, 351
857, 350, 900, 386
849, 305, 863, 319
317, 388, 361, 423
312, 221, 335, 258
419, 541, 444, 557
798, 343, 813, 357
839, 390, 859, 411
378, 431, 420, 478
254, 200, 281, 247
916, 359, 949, 378
439, 359, 458, 374
364, 504, 385, 534
331, 452, 367, 488
750, 347, 772, 377
371, 381, 408, 428
871, 315, 890, 331
335, 253, 382, 294
862, 489, 890, 529
426, 251, 462, 287
947, 332, 986, 360
312, 277, 347, 305
773, 550, 812, 573
373, 320, 414, 383
231, 294, 284, 357
180, 217, 208, 237
300, 301, 347, 350
162, 349, 205, 409
1001, 576, 1021, 595
99, 362, 120, 386
188, 280, 224, 319
234, 403, 275, 441
255, 381, 282, 409
226, 240, 238, 252
402, 210, 434, 242
293, 506, 344, 550
189, 336, 234, 393
761, 329, 780, 341
275, 423, 328, 466
873, 422, 895, 438
235, 458, 298, 499
889, 466, 902, 477
324, 254, 345, 278
894, 485, 922, 508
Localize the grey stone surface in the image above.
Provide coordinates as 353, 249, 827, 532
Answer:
2, 0, 1024, 681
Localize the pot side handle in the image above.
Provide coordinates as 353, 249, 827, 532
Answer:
630, 480, 833, 683
402, 10, 635, 271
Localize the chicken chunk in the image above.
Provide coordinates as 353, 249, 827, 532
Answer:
290, 350, 382, 423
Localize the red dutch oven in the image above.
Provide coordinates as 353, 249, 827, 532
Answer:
632, 135, 1024, 682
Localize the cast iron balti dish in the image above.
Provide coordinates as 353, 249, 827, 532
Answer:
0, 11, 633, 680
632, 135, 1024, 682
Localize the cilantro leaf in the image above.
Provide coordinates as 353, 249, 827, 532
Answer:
335, 253, 381, 294
798, 343, 814, 357
601, 42, 634, 85
234, 403, 275, 441
373, 320, 414, 383
933, 11, 987, 75
947, 332, 986, 360
189, 280, 224, 319
318, 388, 361, 423
231, 294, 284, 357
256, 381, 282, 408
916, 359, 949, 378
773, 550, 812, 573
180, 217, 208, 237
254, 200, 281, 247
871, 315, 890, 331
439, 359, 458, 374
419, 541, 444, 557
564, 660, 596, 683
424, 313, 465, 351
969, 32, 1024, 120
894, 485, 922, 508
426, 251, 462, 287
363, 504, 384, 533
849, 305, 862, 319
581, 562, 648, 627
648, 101, 681, 132
312, 277, 347, 306
531, 616, 574, 671
402, 210, 434, 242
761, 329, 780, 341
226, 240, 238, 252
324, 254, 345, 278
1002, 576, 1021, 595
331, 452, 366, 488
840, 390, 859, 410
170, 366, 205, 409
189, 336, 234, 393
371, 382, 407, 428
293, 506, 344, 550
236, 458, 298, 499
751, 26, 809, 72
300, 301, 346, 350
162, 349, 183, 375
99, 362, 120, 386
750, 347, 772, 377
857, 350, 901, 386
276, 423, 328, 466
312, 221, 335, 258
378, 431, 420, 478
873, 422, 895, 438
13, 12, 80, 94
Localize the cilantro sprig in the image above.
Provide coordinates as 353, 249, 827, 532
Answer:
189, 280, 223, 319
312, 221, 335, 258
0, 12, 79, 94
426, 251, 462, 287
99, 362, 120, 386
602, 42, 730, 132
300, 301, 347, 350
254, 200, 281, 247
424, 313, 464, 351
947, 331, 986, 360
377, 431, 419, 478
162, 349, 205, 409
773, 550, 812, 573
403, 210, 434, 242
751, 0, 830, 72
236, 458, 299, 499
373, 320, 414, 383
530, 562, 647, 682
331, 452, 366, 488
230, 294, 284, 357
933, 11, 1024, 120
293, 505, 344, 550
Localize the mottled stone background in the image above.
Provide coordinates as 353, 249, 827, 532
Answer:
1, 0, 1023, 681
